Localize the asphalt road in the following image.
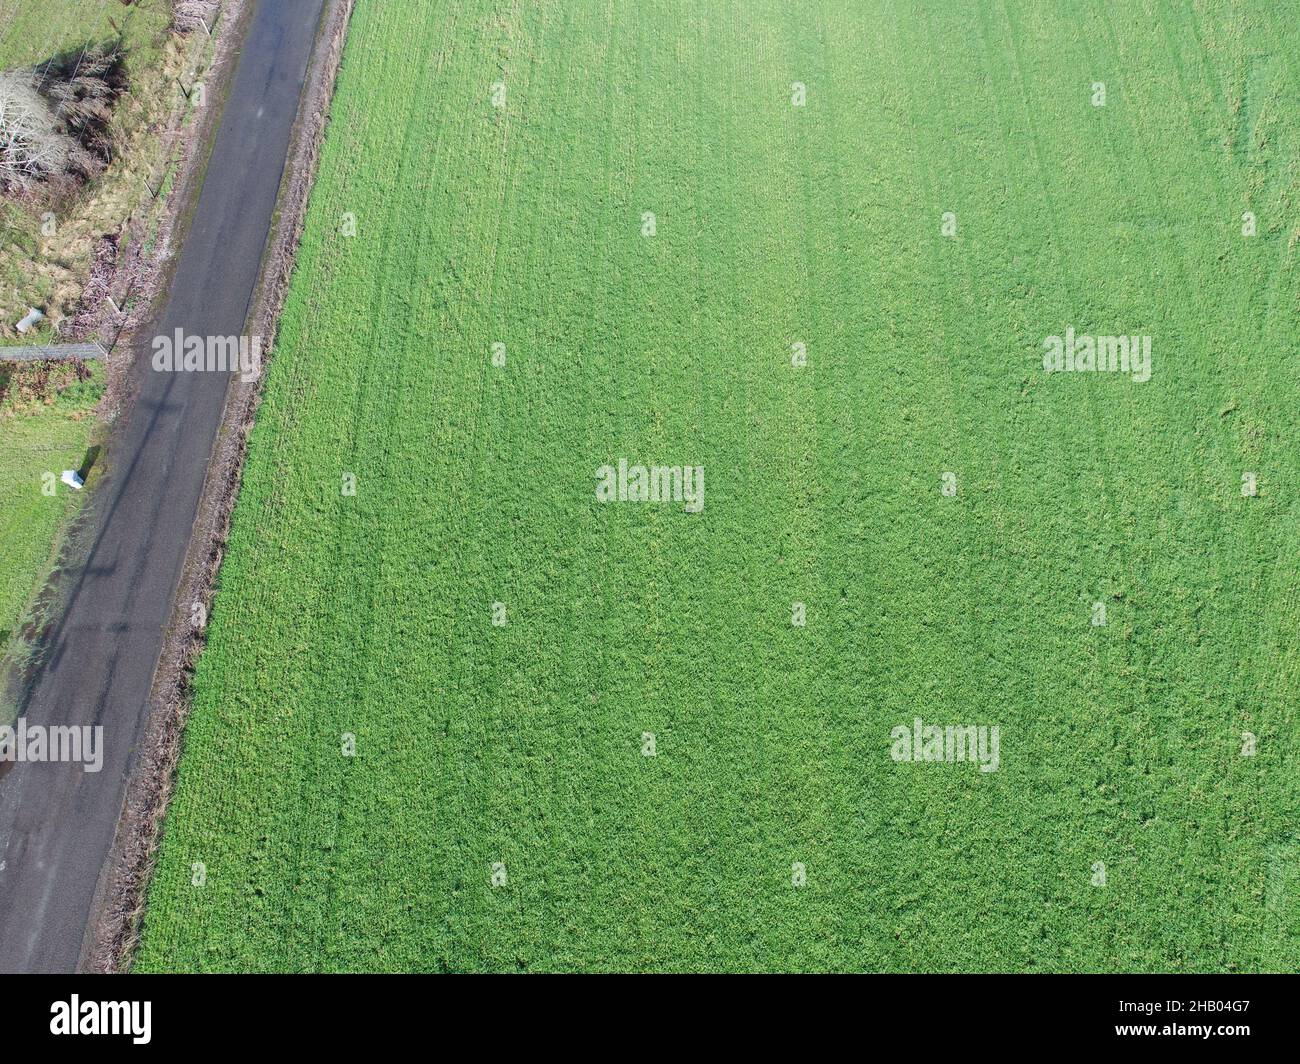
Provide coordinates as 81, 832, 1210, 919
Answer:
0, 0, 327, 972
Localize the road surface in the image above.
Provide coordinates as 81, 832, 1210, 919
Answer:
0, 0, 327, 972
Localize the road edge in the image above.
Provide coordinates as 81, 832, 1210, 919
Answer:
0, 1, 253, 715
83, 0, 358, 974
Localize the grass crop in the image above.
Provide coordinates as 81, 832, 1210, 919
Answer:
137, 0, 1299, 973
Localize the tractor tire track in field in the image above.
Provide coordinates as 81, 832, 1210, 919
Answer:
0, 0, 330, 973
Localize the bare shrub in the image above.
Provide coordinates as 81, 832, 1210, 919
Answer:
0, 73, 71, 191
37, 44, 129, 174
0, 43, 130, 192
172, 1, 220, 34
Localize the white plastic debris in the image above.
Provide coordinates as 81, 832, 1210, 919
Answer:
16, 308, 44, 334
60, 470, 84, 490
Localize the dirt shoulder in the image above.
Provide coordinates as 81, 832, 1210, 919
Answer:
83, 0, 358, 974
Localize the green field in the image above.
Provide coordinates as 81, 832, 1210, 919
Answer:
0, 0, 169, 68
0, 368, 101, 661
137, 0, 1300, 972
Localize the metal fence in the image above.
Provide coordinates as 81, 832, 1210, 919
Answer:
0, 342, 108, 362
